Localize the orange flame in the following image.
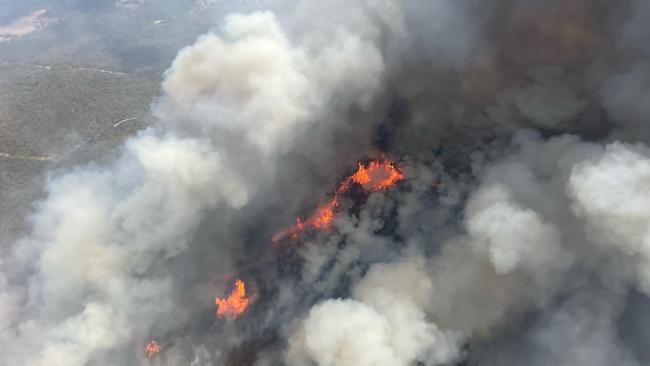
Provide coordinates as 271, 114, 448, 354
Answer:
272, 198, 338, 242
273, 160, 403, 242
349, 161, 404, 191
216, 279, 250, 319
144, 340, 161, 358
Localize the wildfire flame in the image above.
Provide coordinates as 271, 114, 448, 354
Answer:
272, 198, 338, 242
216, 279, 250, 319
348, 161, 404, 191
273, 160, 403, 242
144, 340, 161, 358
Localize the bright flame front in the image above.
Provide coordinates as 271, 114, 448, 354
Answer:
272, 160, 403, 242
216, 279, 250, 319
349, 161, 404, 191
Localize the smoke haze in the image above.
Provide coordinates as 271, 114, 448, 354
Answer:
3, 0, 650, 365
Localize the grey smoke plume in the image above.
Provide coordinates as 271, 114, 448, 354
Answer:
3, 0, 650, 365
1, 8, 388, 365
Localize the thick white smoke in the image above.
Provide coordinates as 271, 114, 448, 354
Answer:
569, 142, 650, 293
3, 0, 650, 365
287, 260, 460, 366
0, 8, 391, 366
287, 134, 650, 365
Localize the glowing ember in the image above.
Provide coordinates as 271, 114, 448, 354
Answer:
144, 340, 161, 358
216, 279, 250, 319
273, 160, 403, 242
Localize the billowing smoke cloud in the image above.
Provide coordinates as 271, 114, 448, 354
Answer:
287, 260, 460, 366
3, 0, 650, 365
569, 142, 650, 292
0, 7, 390, 365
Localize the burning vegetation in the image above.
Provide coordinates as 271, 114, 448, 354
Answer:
349, 161, 404, 192
7, 1, 650, 365
272, 160, 403, 242
215, 279, 250, 319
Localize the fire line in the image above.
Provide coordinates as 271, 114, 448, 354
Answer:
272, 160, 403, 242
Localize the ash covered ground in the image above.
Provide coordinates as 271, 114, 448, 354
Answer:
3, 1, 650, 366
